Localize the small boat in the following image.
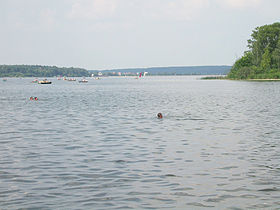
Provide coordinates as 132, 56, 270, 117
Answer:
79, 79, 88, 83
68, 78, 76, 81
38, 79, 52, 84
3, 78, 7, 82
32, 78, 38, 83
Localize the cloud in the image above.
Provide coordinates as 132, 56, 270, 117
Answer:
135, 0, 209, 21
68, 0, 117, 20
40, 9, 56, 31
68, 0, 210, 21
218, 0, 261, 8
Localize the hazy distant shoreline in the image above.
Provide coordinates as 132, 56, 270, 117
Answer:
0, 65, 231, 77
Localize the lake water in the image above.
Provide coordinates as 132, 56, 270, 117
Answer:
0, 76, 280, 209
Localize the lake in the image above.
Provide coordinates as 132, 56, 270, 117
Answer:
0, 76, 280, 209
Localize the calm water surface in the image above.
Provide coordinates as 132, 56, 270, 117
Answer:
0, 76, 280, 209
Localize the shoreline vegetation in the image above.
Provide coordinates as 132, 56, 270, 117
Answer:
227, 22, 280, 80
201, 22, 280, 81
200, 76, 225, 80
201, 76, 280, 81
201, 77, 280, 81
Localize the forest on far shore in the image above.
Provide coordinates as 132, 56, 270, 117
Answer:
0, 65, 90, 77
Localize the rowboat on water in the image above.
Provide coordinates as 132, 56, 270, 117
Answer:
79, 78, 88, 83
38, 79, 52, 84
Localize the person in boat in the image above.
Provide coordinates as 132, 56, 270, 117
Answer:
157, 113, 163, 119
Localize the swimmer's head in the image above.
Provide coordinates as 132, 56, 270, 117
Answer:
157, 113, 163, 119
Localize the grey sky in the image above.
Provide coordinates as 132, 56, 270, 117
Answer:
0, 0, 279, 70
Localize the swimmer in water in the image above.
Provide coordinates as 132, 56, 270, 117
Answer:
157, 113, 163, 119
30, 97, 33, 100
34, 97, 38, 101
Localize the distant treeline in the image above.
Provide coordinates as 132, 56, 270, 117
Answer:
0, 65, 90, 77
228, 22, 280, 79
0, 64, 232, 77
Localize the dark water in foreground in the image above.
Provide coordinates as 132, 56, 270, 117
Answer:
0, 76, 280, 209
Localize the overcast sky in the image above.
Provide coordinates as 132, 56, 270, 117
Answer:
0, 0, 279, 70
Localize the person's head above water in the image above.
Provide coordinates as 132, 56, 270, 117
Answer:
157, 113, 163, 119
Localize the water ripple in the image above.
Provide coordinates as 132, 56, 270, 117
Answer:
1, 77, 280, 209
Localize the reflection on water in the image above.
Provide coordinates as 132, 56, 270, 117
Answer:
0, 76, 280, 209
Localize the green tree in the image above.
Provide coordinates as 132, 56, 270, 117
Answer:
227, 51, 253, 78
228, 22, 280, 79
248, 22, 280, 66
260, 47, 271, 71
272, 39, 280, 70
